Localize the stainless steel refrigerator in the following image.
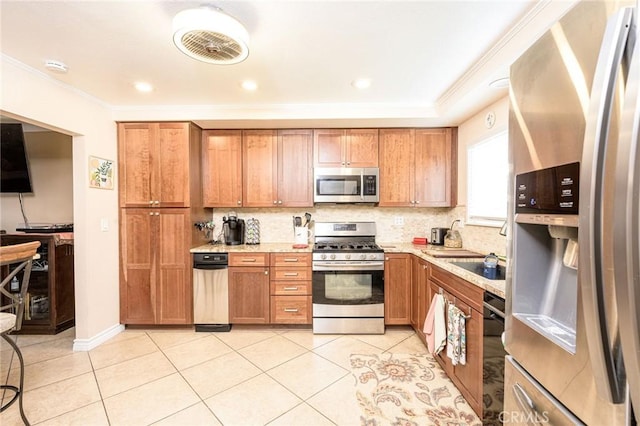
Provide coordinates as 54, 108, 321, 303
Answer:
505, 0, 639, 424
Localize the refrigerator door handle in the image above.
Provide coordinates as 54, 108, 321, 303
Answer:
579, 6, 633, 404
512, 383, 545, 426
614, 26, 640, 415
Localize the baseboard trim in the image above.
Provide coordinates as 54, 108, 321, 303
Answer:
72, 323, 125, 352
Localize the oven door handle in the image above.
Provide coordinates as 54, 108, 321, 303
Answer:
483, 301, 505, 319
312, 262, 385, 271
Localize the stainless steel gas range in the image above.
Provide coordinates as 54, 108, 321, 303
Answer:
312, 222, 385, 334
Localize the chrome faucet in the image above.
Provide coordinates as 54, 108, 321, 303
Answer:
499, 220, 507, 236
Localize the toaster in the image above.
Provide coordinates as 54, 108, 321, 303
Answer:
430, 227, 449, 245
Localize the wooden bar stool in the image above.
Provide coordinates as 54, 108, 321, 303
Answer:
0, 241, 40, 426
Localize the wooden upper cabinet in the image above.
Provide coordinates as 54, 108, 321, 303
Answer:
379, 128, 416, 206
346, 129, 379, 167
414, 128, 457, 207
313, 129, 344, 167
118, 122, 192, 208
202, 130, 243, 208
278, 129, 313, 207
243, 130, 278, 207
379, 127, 457, 207
313, 129, 379, 167
243, 129, 313, 208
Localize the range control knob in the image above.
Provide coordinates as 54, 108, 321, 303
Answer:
321, 254, 327, 260
330, 254, 336, 260
369, 254, 377, 260
360, 254, 366, 260
345, 254, 351, 260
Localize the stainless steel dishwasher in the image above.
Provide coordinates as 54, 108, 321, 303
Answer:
193, 253, 231, 332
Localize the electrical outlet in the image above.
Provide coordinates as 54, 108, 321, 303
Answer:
100, 218, 109, 232
394, 216, 404, 226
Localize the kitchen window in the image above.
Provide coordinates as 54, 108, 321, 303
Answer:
467, 130, 508, 226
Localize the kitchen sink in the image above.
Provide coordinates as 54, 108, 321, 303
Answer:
449, 261, 506, 280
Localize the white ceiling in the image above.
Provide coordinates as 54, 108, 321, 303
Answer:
0, 1, 576, 128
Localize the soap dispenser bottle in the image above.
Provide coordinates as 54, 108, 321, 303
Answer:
483, 252, 499, 279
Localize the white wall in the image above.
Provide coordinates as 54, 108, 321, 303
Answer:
1, 56, 119, 344
1, 131, 73, 231
454, 96, 509, 257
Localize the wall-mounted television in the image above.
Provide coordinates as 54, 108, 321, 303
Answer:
1, 123, 33, 193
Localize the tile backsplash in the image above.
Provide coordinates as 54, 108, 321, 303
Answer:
207, 205, 506, 257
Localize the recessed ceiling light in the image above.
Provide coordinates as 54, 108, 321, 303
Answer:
241, 80, 258, 91
134, 82, 153, 93
489, 77, 510, 89
351, 78, 372, 89
44, 60, 68, 73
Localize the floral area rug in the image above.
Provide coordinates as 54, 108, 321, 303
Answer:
350, 353, 482, 426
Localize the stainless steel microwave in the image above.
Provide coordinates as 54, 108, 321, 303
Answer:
313, 167, 379, 203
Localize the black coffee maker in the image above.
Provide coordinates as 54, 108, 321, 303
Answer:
223, 213, 245, 245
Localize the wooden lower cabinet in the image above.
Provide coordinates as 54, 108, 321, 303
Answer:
120, 208, 192, 325
269, 253, 311, 324
427, 264, 484, 417
270, 295, 311, 324
410, 255, 429, 339
384, 253, 411, 325
228, 253, 270, 324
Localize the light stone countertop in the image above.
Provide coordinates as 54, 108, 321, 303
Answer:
190, 241, 505, 298
190, 242, 313, 253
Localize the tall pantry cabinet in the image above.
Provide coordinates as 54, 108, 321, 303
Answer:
118, 122, 208, 325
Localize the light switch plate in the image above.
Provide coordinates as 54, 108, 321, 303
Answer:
100, 218, 109, 232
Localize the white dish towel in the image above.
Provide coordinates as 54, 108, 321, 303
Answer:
423, 293, 446, 355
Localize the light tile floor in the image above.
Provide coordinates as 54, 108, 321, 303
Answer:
0, 325, 430, 425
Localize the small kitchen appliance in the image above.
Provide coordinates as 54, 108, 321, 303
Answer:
312, 222, 385, 334
222, 213, 245, 245
430, 227, 449, 245
313, 167, 379, 203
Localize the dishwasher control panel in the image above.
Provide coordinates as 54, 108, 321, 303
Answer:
193, 252, 228, 268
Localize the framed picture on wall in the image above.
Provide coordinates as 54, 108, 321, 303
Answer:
89, 156, 114, 190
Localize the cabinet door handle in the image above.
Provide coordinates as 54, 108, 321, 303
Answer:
283, 258, 299, 262
149, 200, 154, 205
273, 200, 278, 204
284, 308, 299, 313
347, 162, 351, 166
154, 200, 160, 204
242, 258, 257, 262
237, 200, 242, 205
149, 212, 154, 216
415, 200, 420, 204
154, 212, 160, 216
264, 270, 269, 275
283, 272, 299, 277
278, 200, 282, 204
283, 287, 299, 291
